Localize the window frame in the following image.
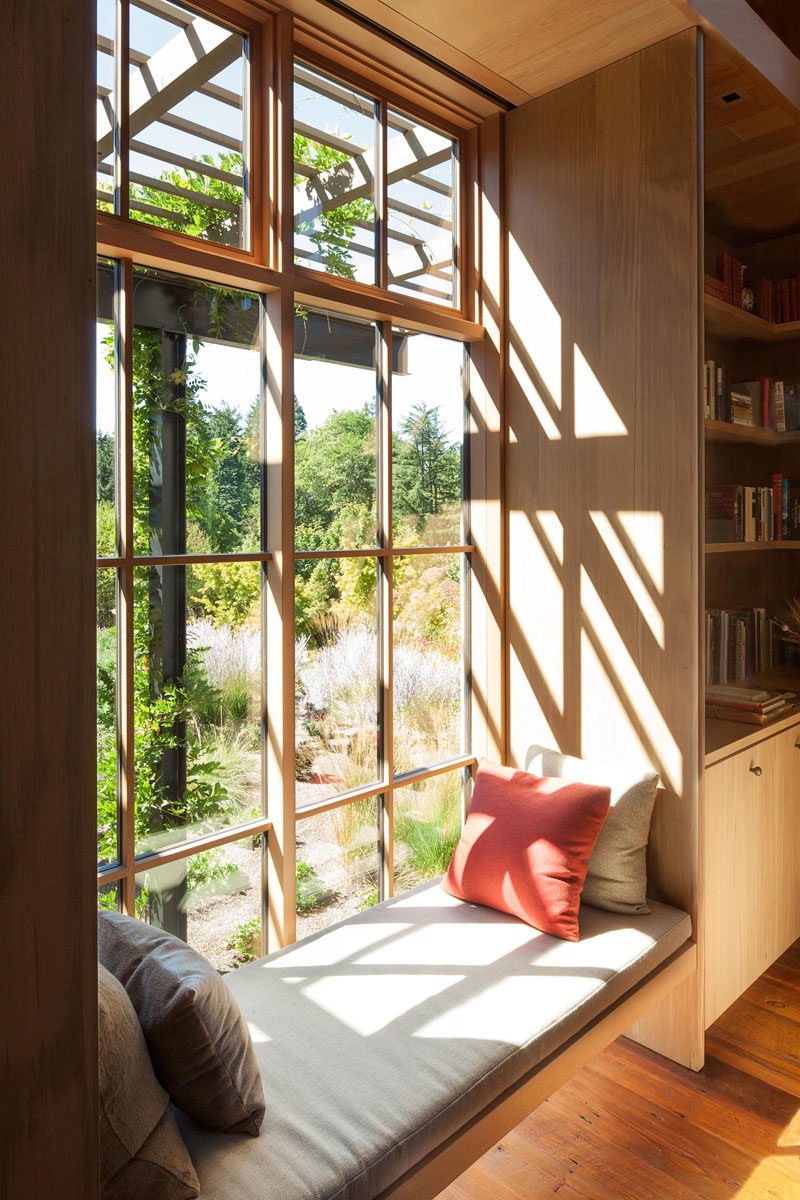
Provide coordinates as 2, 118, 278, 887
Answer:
95, 0, 491, 957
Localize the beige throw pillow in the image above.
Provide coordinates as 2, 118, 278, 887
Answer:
99, 911, 265, 1136
525, 745, 659, 915
98, 964, 199, 1199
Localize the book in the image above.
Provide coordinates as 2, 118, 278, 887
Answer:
773, 380, 786, 431
785, 382, 798, 432
730, 388, 754, 426
730, 379, 762, 426
705, 485, 739, 542
705, 702, 798, 725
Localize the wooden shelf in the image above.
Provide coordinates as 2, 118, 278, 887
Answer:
705, 419, 800, 445
706, 541, 800, 554
704, 294, 800, 344
705, 668, 800, 765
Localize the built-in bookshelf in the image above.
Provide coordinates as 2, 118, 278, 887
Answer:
703, 268, 800, 754
705, 294, 800, 344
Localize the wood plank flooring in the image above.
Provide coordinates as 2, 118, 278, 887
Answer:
438, 943, 800, 1199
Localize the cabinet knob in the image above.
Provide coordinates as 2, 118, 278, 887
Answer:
750, 765, 763, 776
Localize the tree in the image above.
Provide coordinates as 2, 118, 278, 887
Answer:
394, 402, 460, 527
96, 432, 115, 502
295, 407, 376, 533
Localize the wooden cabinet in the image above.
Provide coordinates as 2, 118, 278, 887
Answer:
704, 717, 800, 1027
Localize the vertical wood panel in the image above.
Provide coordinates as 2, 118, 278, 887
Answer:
504, 30, 703, 1066
0, 0, 98, 1194
469, 113, 504, 764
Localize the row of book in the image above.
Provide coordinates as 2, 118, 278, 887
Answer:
753, 276, 800, 326
705, 684, 798, 726
705, 478, 800, 543
706, 253, 800, 324
705, 607, 774, 685
704, 361, 800, 430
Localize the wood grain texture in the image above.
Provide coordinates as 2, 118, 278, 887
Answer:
704, 721, 800, 1025
340, 0, 690, 101
0, 0, 98, 1196
504, 32, 702, 1064
438, 940, 800, 1200
704, 36, 800, 244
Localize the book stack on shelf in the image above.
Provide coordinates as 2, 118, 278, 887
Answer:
704, 252, 800, 324
705, 481, 800, 543
705, 606, 773, 685
704, 363, 800, 430
705, 684, 799, 726
753, 276, 800, 325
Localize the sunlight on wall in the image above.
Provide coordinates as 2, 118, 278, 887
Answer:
509, 647, 558, 767
510, 511, 564, 714
508, 344, 561, 441
536, 510, 564, 566
573, 344, 628, 439
580, 567, 682, 793
507, 232, 562, 440
590, 511, 664, 648
616, 510, 665, 595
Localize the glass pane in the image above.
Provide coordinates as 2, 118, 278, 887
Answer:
132, 268, 261, 557
295, 559, 379, 808
294, 63, 377, 283
128, 1, 247, 247
97, 259, 117, 557
294, 310, 377, 550
98, 881, 121, 912
387, 110, 456, 306
296, 798, 378, 937
97, 567, 118, 868
393, 331, 464, 546
135, 834, 262, 972
133, 562, 262, 856
393, 553, 463, 773
394, 771, 461, 891
97, 0, 116, 213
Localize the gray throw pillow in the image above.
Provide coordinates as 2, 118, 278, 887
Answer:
99, 912, 265, 1136
98, 964, 199, 1199
525, 745, 659, 915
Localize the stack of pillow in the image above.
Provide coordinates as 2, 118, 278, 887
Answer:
97, 911, 265, 1199
442, 747, 660, 939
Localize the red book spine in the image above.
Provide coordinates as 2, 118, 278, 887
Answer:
783, 277, 791, 320
716, 253, 733, 303
772, 474, 783, 540
761, 376, 770, 429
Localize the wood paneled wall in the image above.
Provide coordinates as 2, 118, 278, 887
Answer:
0, 1, 98, 1195
504, 30, 704, 1066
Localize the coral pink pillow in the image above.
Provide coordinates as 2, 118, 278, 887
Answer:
442, 760, 611, 941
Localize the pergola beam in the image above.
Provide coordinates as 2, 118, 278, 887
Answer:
96, 16, 241, 159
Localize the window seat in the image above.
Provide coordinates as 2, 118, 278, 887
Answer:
176, 878, 693, 1200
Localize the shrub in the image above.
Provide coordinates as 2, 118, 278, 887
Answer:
226, 917, 261, 963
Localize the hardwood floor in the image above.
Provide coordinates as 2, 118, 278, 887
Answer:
439, 944, 800, 1199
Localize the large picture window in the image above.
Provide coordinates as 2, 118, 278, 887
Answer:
96, 0, 480, 963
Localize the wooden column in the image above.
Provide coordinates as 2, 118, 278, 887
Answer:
504, 29, 704, 1068
0, 0, 98, 1194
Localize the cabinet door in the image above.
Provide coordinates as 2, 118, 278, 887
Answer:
772, 723, 800, 957
704, 734, 783, 1027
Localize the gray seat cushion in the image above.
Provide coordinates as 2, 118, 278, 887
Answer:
177, 879, 691, 1200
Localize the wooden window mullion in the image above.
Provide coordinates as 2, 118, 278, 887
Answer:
118, 255, 135, 913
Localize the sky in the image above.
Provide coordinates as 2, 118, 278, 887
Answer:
95, 322, 464, 443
